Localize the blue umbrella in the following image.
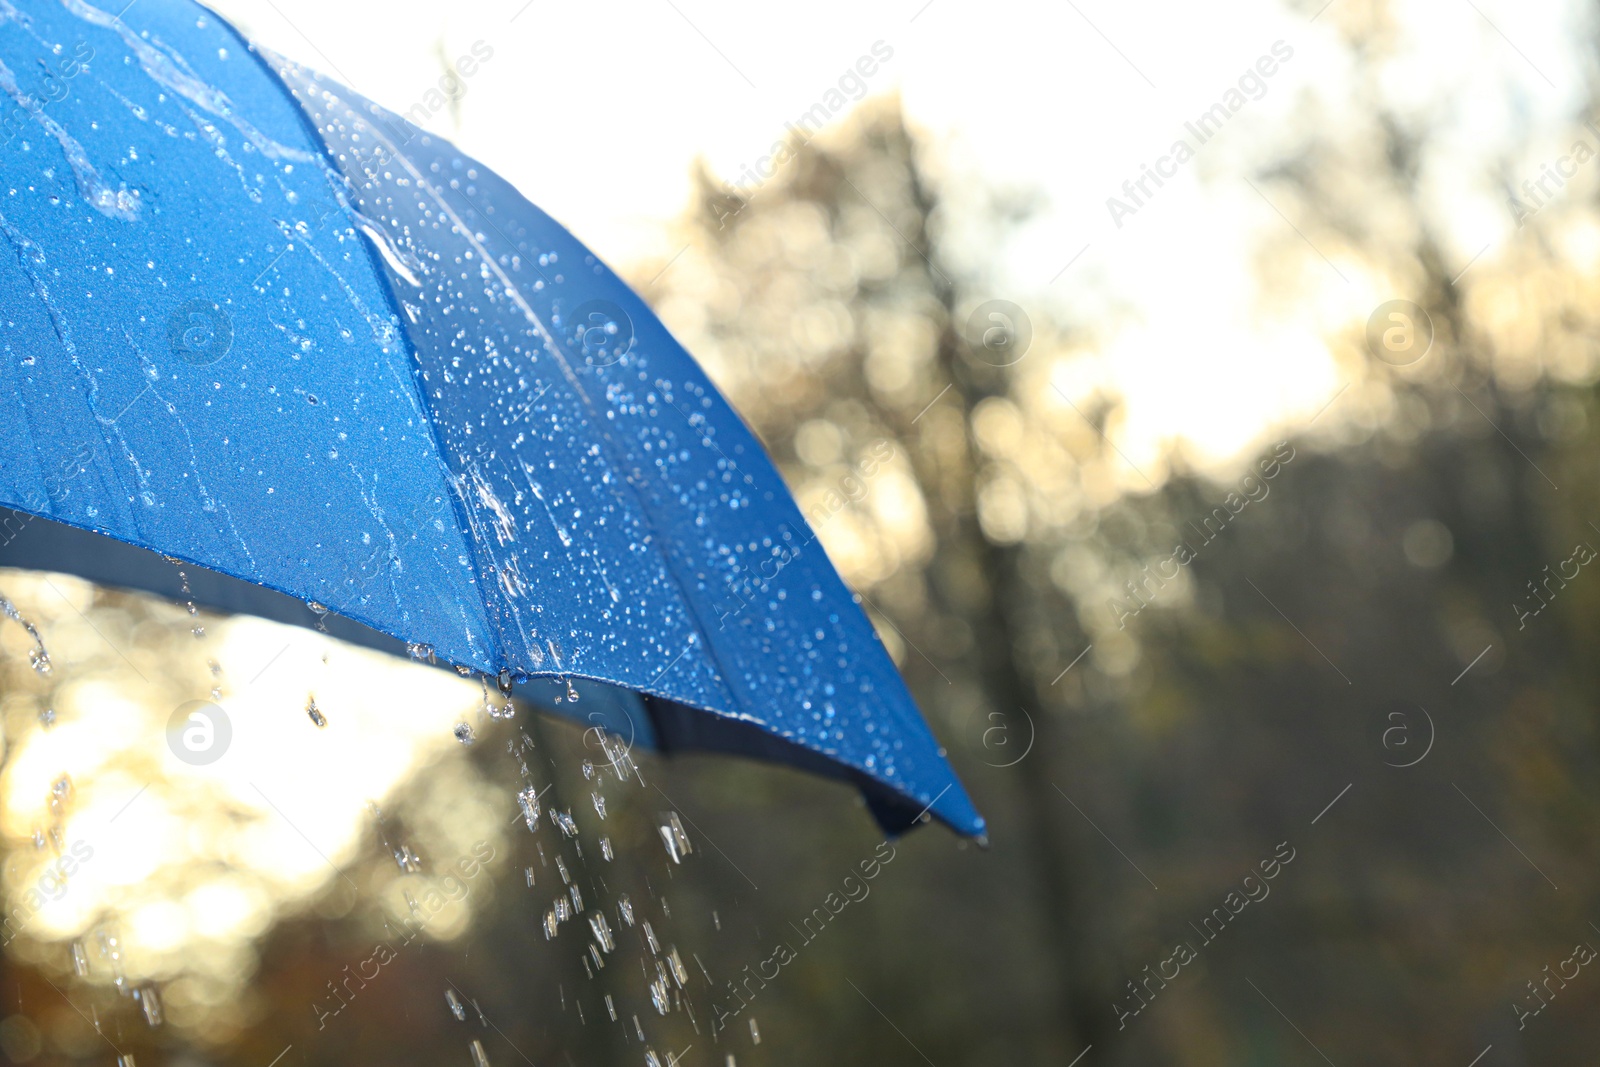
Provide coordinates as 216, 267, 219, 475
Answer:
0, 0, 982, 836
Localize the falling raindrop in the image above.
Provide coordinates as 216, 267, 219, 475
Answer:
605, 994, 618, 1022
136, 985, 163, 1027
524, 866, 535, 888
659, 830, 679, 864
393, 844, 422, 873
601, 837, 614, 861
454, 722, 476, 745
592, 792, 607, 820
517, 787, 541, 831
38, 707, 56, 729
649, 975, 669, 1015
71, 940, 89, 977
568, 883, 583, 913
667, 946, 688, 986
117, 1056, 137, 1067
551, 808, 578, 838
445, 988, 467, 1022
667, 814, 692, 855
469, 1038, 491, 1067
306, 697, 327, 728
749, 1019, 760, 1045
1, 593, 52, 674
581, 760, 595, 780
643, 921, 660, 955
589, 911, 614, 952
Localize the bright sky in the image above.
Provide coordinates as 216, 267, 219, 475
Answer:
202, 0, 1588, 476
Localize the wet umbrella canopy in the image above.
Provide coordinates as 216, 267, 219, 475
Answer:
0, 0, 980, 835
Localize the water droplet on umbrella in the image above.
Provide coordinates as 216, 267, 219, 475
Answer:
454, 722, 475, 745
